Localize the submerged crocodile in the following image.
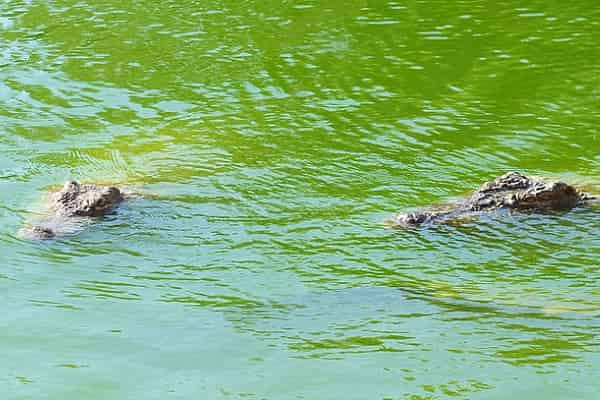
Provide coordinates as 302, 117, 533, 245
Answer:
20, 181, 126, 240
393, 172, 597, 227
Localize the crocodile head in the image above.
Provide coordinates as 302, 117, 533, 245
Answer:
479, 171, 533, 193
508, 181, 583, 210
56, 181, 124, 217
393, 211, 434, 226
18, 225, 57, 240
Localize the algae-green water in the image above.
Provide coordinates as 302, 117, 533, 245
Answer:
1, 1, 599, 399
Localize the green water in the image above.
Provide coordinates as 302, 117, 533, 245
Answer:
1, 1, 599, 399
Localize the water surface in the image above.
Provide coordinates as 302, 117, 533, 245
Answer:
1, 1, 599, 399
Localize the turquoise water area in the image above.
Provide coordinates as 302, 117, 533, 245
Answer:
1, 1, 599, 399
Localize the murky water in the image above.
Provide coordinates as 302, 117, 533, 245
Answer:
1, 1, 599, 399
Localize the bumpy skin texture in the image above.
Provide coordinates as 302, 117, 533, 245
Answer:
394, 172, 594, 227
25, 181, 124, 239
53, 181, 123, 217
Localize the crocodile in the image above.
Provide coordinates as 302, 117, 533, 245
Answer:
393, 172, 597, 227
19, 181, 126, 240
